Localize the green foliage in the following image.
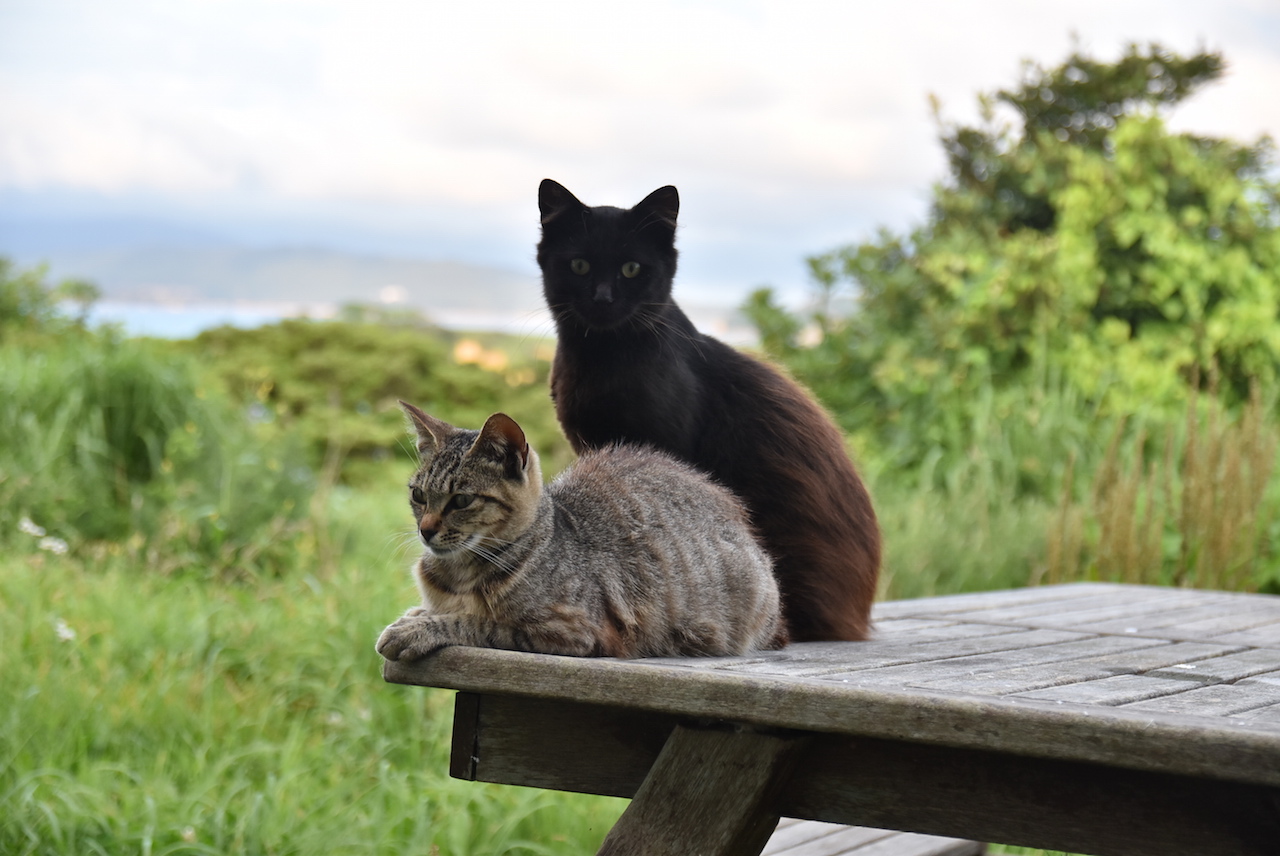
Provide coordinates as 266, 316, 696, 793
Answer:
0, 257, 100, 343
0, 260, 312, 578
182, 318, 571, 480
761, 43, 1280, 481
1044, 383, 1280, 594
749, 45, 1280, 596
0, 484, 623, 855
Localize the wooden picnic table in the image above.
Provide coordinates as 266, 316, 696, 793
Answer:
382, 582, 1280, 856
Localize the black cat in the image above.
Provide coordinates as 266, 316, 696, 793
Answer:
536, 179, 880, 642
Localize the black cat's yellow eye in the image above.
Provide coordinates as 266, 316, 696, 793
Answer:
570, 258, 590, 275
621, 261, 641, 279
410, 486, 426, 505
449, 494, 476, 511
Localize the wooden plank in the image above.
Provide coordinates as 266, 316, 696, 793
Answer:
1016, 598, 1226, 631
851, 833, 986, 856
1144, 648, 1280, 682
907, 641, 1246, 696
455, 693, 1280, 856
722, 629, 1089, 678
827, 635, 1175, 689
1206, 621, 1280, 646
761, 819, 889, 855
894, 590, 1161, 625
1079, 598, 1280, 638
1121, 683, 1280, 717
971, 591, 1209, 631
870, 584, 1119, 619
1230, 701, 1280, 727
764, 821, 983, 856
1242, 669, 1280, 686
450, 692, 668, 797
1013, 674, 1198, 706
784, 732, 1280, 856
870, 619, 980, 639
596, 723, 806, 856
449, 690, 480, 780
385, 646, 1280, 787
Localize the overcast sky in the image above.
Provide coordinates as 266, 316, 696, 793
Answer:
2, 0, 1278, 302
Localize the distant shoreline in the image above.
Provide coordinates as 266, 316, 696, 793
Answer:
79, 299, 756, 345
80, 300, 559, 340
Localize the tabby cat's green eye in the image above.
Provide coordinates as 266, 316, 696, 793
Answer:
410, 486, 426, 505
449, 494, 476, 511
570, 258, 590, 275
621, 261, 641, 278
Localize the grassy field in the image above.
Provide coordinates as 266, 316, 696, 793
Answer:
3, 468, 1078, 856
3, 268, 1275, 854
1, 480, 626, 855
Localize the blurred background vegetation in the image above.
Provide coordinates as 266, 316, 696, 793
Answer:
3, 43, 1277, 856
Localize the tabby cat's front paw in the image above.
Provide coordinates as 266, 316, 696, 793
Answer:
376, 612, 449, 662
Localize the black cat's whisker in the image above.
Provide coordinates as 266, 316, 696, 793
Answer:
636, 306, 706, 359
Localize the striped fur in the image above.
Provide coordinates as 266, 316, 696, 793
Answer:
375, 404, 784, 661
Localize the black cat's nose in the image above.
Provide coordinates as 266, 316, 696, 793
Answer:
593, 282, 613, 303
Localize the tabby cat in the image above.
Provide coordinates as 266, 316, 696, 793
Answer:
537, 179, 881, 642
375, 402, 784, 661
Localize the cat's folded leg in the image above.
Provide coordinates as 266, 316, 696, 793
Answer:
376, 608, 605, 659
376, 610, 462, 661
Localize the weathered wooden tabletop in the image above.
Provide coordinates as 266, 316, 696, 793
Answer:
383, 583, 1280, 856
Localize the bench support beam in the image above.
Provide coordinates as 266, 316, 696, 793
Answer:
449, 691, 1280, 856
597, 723, 805, 856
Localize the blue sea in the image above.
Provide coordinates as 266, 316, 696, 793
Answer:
83, 301, 558, 339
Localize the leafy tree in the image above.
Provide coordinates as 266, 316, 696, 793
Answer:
184, 319, 571, 478
751, 44, 1280, 472
0, 262, 312, 576
0, 257, 100, 342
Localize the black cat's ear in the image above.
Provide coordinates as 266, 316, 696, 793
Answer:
633, 185, 679, 231
470, 412, 530, 479
400, 400, 451, 458
539, 179, 586, 226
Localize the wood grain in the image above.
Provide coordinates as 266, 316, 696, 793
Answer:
597, 724, 805, 856
451, 692, 1280, 856
385, 584, 1280, 853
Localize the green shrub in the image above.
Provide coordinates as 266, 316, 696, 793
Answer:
1, 290, 313, 578
182, 318, 572, 481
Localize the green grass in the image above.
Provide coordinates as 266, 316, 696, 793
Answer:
3, 257, 1274, 854
0, 481, 624, 855
7, 395, 1277, 855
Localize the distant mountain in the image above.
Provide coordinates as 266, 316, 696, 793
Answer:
21, 245, 545, 315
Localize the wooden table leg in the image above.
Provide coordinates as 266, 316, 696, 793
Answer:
597, 723, 807, 856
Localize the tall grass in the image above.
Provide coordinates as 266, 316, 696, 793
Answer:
863, 366, 1280, 599
4, 253, 1275, 855
866, 370, 1098, 600
0, 334, 313, 579
1044, 382, 1280, 591
0, 482, 625, 855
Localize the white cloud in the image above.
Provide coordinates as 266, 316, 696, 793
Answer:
1, 0, 1277, 293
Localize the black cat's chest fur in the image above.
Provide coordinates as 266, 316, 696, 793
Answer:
536, 179, 881, 643
550, 309, 706, 457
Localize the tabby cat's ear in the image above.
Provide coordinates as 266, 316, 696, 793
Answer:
538, 179, 586, 226
633, 185, 679, 231
471, 412, 530, 479
400, 400, 452, 458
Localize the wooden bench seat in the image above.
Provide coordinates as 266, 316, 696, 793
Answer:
387, 584, 1280, 855
765, 819, 985, 856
